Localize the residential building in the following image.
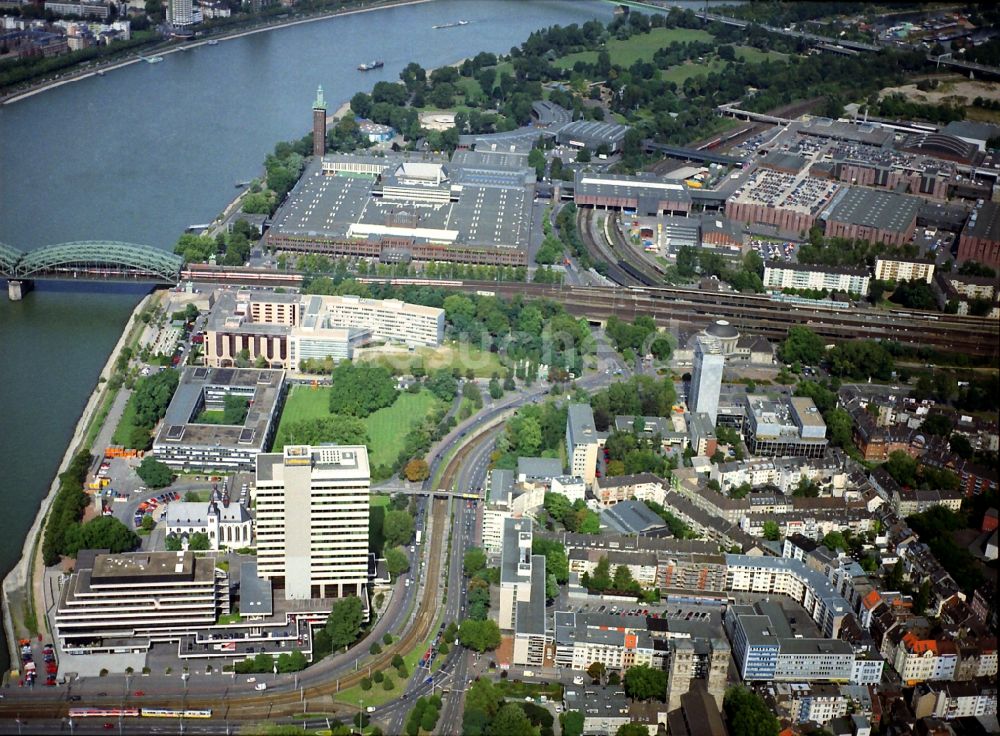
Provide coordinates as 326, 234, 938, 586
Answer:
55, 549, 228, 653
592, 473, 667, 508
482, 469, 516, 555
255, 445, 370, 600
764, 261, 871, 295
566, 403, 600, 484
725, 555, 852, 638
912, 679, 999, 719
152, 366, 285, 472
499, 517, 534, 632
168, 0, 192, 27
562, 684, 631, 735
44, 0, 111, 19
690, 337, 724, 425
726, 601, 858, 682
875, 257, 935, 284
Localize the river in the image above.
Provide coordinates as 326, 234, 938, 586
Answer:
0, 0, 718, 669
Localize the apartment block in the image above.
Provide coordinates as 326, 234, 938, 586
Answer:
566, 403, 600, 485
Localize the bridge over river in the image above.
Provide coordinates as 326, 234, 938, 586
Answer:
0, 241, 182, 299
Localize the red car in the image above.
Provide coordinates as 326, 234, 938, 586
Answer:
133, 690, 145, 697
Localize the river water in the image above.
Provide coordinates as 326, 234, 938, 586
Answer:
0, 0, 719, 668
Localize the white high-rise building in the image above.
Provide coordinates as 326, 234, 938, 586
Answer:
690, 337, 724, 425
566, 403, 599, 485
169, 0, 193, 27
255, 445, 370, 600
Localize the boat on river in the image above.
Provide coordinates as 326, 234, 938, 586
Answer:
357, 59, 384, 71
433, 20, 469, 29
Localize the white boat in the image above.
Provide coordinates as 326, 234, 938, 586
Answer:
433, 20, 469, 29
143, 56, 164, 64
207, 39, 219, 46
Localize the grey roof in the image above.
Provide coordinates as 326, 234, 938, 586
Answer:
500, 517, 533, 585
725, 554, 851, 618
942, 120, 1000, 143
555, 119, 629, 147
487, 468, 515, 505
965, 200, 1000, 243
238, 561, 273, 617
705, 320, 739, 339
515, 554, 548, 637
600, 500, 666, 535
761, 151, 807, 172
154, 366, 285, 459
824, 186, 920, 233
518, 456, 563, 480
567, 403, 598, 449
594, 471, 666, 490
614, 416, 671, 437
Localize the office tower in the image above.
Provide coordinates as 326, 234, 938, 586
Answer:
690, 337, 724, 425
169, 0, 193, 27
255, 444, 370, 600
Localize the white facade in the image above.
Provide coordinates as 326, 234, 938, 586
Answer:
169, 0, 193, 26
764, 263, 871, 295
690, 338, 724, 425
255, 445, 370, 600
566, 404, 599, 485
874, 258, 934, 284
164, 499, 253, 550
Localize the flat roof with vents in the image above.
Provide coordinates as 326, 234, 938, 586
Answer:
152, 366, 286, 469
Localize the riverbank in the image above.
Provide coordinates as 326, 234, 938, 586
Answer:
1, 0, 434, 106
1, 291, 158, 675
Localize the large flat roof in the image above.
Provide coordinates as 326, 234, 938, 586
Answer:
824, 186, 920, 233
256, 444, 370, 483
154, 366, 285, 454
965, 200, 1000, 243
268, 153, 534, 251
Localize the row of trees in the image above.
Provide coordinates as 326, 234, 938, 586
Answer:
42, 450, 93, 566
114, 369, 180, 449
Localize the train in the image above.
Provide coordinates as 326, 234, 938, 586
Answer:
68, 707, 212, 719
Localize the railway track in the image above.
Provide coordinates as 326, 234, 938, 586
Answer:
0, 431, 498, 722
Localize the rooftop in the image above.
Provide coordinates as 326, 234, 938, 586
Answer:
824, 186, 921, 233
256, 444, 370, 483
517, 456, 564, 480
601, 500, 668, 536
154, 366, 285, 457
964, 199, 1000, 243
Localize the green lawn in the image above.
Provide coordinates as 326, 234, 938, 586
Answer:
357, 341, 502, 378
272, 387, 443, 468
555, 27, 715, 70
370, 494, 391, 509
110, 394, 142, 447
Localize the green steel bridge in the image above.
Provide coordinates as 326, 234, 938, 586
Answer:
0, 241, 183, 299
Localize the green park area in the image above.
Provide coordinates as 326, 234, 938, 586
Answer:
355, 341, 503, 379
555, 27, 714, 69
272, 386, 442, 468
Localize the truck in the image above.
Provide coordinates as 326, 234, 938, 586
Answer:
415, 530, 422, 545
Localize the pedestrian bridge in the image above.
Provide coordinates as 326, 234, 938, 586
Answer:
0, 241, 183, 299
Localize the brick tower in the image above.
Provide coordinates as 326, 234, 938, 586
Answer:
312, 85, 326, 158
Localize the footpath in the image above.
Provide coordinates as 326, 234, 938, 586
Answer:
1, 291, 161, 677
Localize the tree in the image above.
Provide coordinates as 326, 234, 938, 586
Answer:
623, 664, 668, 701
325, 596, 364, 651
280, 416, 369, 448
403, 458, 430, 482
486, 703, 536, 736
463, 547, 488, 577
587, 661, 606, 683
762, 521, 780, 541
141, 514, 155, 531
383, 510, 415, 547
384, 546, 410, 576
328, 362, 398, 417
780, 326, 825, 365
724, 686, 779, 736
532, 538, 569, 583
427, 369, 459, 401
64, 516, 140, 557
183, 491, 200, 502
560, 711, 585, 736
528, 147, 546, 180
458, 619, 501, 652
136, 456, 173, 488
189, 532, 210, 551
822, 531, 848, 552
617, 725, 651, 736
